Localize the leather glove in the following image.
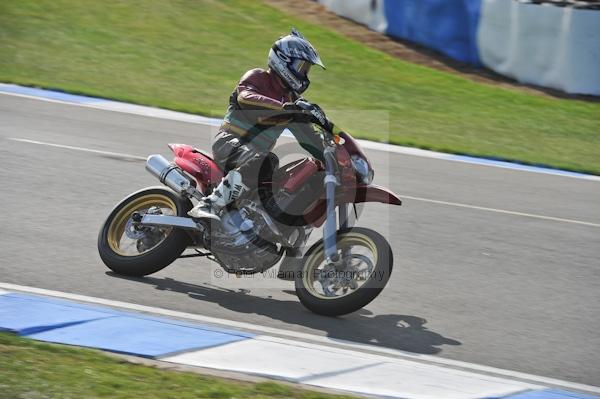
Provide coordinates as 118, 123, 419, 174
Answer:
284, 100, 333, 131
284, 99, 314, 110
282, 101, 298, 111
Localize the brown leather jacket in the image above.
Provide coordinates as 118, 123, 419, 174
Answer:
221, 68, 324, 160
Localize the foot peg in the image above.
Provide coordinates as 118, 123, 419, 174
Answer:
187, 205, 221, 222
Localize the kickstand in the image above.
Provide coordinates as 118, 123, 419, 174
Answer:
179, 249, 213, 259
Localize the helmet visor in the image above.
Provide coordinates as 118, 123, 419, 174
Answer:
292, 59, 312, 78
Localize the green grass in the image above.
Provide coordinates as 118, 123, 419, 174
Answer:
0, 333, 356, 399
1, 0, 599, 174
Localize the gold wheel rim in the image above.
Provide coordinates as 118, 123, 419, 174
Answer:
107, 194, 177, 257
302, 232, 378, 300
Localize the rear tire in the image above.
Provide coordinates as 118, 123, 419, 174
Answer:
98, 187, 192, 277
295, 227, 393, 316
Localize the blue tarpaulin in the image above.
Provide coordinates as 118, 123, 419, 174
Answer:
383, 0, 482, 65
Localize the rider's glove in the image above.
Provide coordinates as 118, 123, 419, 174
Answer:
283, 99, 314, 110
282, 101, 298, 111
294, 99, 314, 111
300, 102, 332, 131
282, 99, 311, 113
283, 99, 333, 132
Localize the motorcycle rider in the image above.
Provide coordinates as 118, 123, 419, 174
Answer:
188, 28, 338, 220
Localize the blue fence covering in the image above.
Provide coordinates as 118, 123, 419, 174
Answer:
383, 0, 482, 65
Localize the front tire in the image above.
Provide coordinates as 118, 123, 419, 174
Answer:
295, 227, 393, 316
98, 187, 192, 277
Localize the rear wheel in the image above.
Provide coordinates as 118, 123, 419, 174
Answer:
98, 187, 192, 276
295, 227, 393, 316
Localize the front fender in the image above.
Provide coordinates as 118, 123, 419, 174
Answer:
303, 184, 401, 227
350, 184, 402, 206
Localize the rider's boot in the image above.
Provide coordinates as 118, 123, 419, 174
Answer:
188, 170, 248, 221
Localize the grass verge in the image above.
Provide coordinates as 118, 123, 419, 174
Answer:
1, 0, 599, 174
0, 333, 355, 399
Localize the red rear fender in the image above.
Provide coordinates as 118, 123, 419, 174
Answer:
167, 143, 223, 190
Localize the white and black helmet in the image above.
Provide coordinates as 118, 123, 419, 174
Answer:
268, 28, 325, 94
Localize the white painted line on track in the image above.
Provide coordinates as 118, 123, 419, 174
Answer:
1, 282, 599, 394
7, 137, 598, 228
401, 195, 600, 228
0, 87, 222, 127
2, 85, 599, 182
7, 138, 146, 161
352, 139, 600, 182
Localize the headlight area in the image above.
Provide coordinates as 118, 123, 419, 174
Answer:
351, 155, 374, 184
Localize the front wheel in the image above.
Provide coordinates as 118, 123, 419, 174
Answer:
295, 227, 393, 316
98, 187, 192, 277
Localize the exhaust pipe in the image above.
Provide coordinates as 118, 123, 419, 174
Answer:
146, 154, 202, 199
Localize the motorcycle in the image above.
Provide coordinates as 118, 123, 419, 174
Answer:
98, 101, 402, 316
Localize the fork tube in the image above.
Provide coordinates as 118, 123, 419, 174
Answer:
323, 146, 339, 262
338, 203, 352, 265
339, 203, 348, 230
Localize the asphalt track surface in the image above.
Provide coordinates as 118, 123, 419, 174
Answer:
1, 94, 599, 386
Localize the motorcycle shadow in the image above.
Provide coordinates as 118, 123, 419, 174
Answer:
107, 273, 461, 355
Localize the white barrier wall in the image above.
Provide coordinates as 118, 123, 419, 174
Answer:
478, 0, 600, 96
319, 0, 387, 32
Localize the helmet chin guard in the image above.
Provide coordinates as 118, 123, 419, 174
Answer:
268, 28, 324, 94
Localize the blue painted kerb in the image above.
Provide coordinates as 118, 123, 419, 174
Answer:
497, 388, 600, 399
0, 84, 106, 104
1, 291, 599, 399
0, 293, 253, 358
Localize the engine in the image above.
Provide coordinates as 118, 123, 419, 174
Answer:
209, 205, 283, 274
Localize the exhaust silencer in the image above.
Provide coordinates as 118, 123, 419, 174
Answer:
146, 154, 194, 195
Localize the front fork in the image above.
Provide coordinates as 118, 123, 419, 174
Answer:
338, 203, 353, 263
323, 146, 353, 264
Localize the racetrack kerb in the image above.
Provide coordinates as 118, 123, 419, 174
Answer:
0, 332, 358, 399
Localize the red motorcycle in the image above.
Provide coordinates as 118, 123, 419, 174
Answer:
98, 102, 402, 316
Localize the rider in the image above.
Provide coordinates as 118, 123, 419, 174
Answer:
189, 28, 338, 219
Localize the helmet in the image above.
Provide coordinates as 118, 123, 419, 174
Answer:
268, 28, 325, 94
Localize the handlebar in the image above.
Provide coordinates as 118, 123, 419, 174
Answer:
283, 99, 336, 146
